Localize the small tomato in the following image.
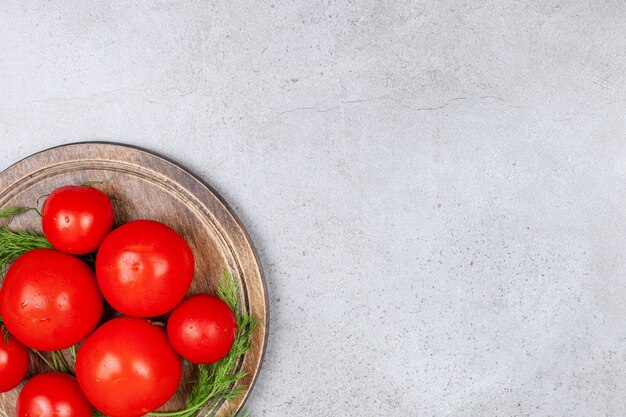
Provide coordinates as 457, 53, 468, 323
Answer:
167, 294, 237, 364
0, 249, 103, 351
42, 185, 114, 255
76, 317, 182, 417
0, 327, 29, 392
95, 220, 194, 317
16, 372, 93, 417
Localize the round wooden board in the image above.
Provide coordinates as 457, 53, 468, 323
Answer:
0, 142, 267, 417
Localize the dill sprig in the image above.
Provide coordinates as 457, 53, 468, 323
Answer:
150, 270, 258, 417
0, 206, 38, 219
0, 228, 52, 272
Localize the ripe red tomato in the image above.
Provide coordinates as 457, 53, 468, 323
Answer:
76, 317, 182, 417
16, 372, 93, 417
42, 185, 114, 255
167, 294, 237, 364
95, 220, 194, 317
0, 328, 29, 392
0, 249, 103, 351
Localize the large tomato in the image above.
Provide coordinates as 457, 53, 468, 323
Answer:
0, 327, 29, 392
0, 249, 103, 351
167, 294, 237, 364
95, 220, 194, 317
16, 372, 92, 417
42, 185, 114, 255
76, 317, 182, 417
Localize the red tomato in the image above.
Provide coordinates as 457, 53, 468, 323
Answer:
0, 249, 103, 351
95, 220, 194, 317
76, 317, 182, 417
0, 328, 29, 392
16, 372, 92, 417
167, 294, 237, 364
42, 185, 114, 255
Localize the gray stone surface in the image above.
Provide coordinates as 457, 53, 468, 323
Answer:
1, 1, 625, 416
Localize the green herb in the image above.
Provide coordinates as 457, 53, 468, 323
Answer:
0, 228, 52, 273
0, 206, 37, 219
149, 270, 258, 417
55, 350, 73, 374
32, 349, 74, 374
216, 270, 240, 314
32, 350, 57, 372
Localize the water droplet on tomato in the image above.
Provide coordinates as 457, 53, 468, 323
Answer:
40, 317, 48, 321
64, 216, 70, 223
20, 301, 28, 308
62, 228, 67, 231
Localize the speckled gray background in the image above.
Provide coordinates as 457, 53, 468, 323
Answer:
1, 1, 625, 416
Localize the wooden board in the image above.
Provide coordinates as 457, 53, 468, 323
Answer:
0, 142, 267, 417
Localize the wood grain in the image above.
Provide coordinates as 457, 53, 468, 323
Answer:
0, 143, 268, 417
